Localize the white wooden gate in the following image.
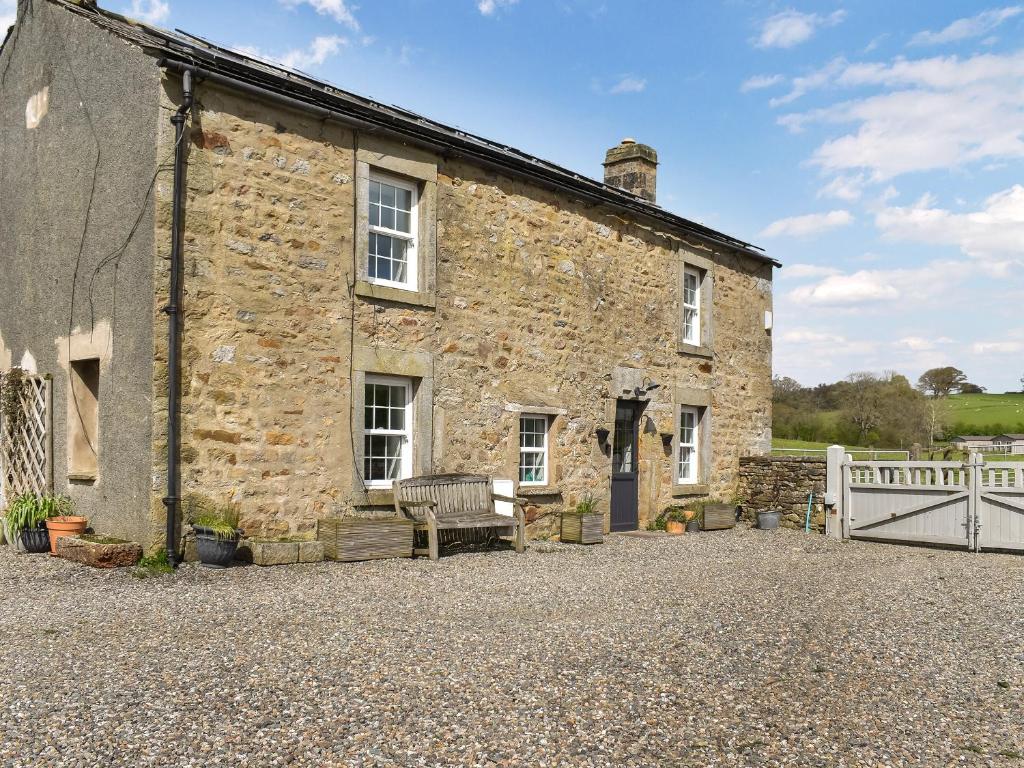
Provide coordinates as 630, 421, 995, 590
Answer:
824, 446, 1024, 553
977, 463, 1024, 552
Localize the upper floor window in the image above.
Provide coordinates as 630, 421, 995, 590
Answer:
682, 267, 701, 345
368, 172, 418, 291
519, 414, 549, 485
677, 406, 699, 484
364, 375, 413, 487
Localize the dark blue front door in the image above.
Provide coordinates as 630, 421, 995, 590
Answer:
610, 400, 639, 532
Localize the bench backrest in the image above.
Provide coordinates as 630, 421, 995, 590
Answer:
393, 474, 495, 521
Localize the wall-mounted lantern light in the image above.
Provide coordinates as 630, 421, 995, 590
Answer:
632, 377, 661, 398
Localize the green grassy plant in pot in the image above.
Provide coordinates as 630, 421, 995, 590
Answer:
560, 493, 603, 545
43, 494, 87, 553
190, 501, 243, 568
663, 507, 686, 535
3, 493, 77, 554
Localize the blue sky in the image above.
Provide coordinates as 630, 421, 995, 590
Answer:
7, 0, 1021, 391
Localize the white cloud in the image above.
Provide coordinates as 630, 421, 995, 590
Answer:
754, 9, 846, 49
478, 0, 519, 16
281, 0, 359, 30
973, 340, 1024, 354
818, 174, 866, 201
777, 50, 1024, 181
770, 58, 846, 107
876, 185, 1024, 275
786, 262, 959, 307
740, 74, 783, 92
127, 0, 169, 24
789, 271, 897, 305
238, 35, 348, 72
781, 328, 846, 344
608, 75, 646, 95
895, 336, 954, 351
911, 6, 1022, 46
761, 210, 853, 238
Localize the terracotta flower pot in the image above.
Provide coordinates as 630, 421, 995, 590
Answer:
666, 520, 685, 535
45, 516, 88, 554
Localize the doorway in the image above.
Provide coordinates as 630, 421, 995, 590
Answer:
610, 399, 640, 532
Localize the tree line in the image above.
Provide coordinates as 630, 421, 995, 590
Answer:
773, 367, 1024, 449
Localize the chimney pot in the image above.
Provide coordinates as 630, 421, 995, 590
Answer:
603, 139, 658, 203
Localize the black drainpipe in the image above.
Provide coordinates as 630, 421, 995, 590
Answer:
162, 67, 194, 567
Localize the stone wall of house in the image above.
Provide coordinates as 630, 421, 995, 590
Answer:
150, 77, 773, 545
737, 456, 826, 531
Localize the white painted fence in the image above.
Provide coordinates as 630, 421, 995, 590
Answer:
824, 445, 1024, 552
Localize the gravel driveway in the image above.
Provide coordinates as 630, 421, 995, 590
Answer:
1, 528, 1022, 767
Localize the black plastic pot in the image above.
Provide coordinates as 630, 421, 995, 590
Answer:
194, 526, 242, 569
20, 525, 51, 554
685, 520, 700, 533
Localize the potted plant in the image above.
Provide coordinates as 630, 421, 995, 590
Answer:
683, 506, 702, 533
44, 495, 87, 553
560, 493, 603, 544
190, 501, 243, 568
663, 507, 686, 535
757, 475, 783, 530
3, 493, 74, 554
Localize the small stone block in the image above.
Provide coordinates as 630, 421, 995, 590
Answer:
247, 540, 299, 566
56, 535, 143, 569
298, 541, 324, 563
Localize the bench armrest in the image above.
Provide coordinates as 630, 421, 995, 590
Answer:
493, 494, 528, 505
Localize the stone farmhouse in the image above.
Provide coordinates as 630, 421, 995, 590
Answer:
0, 0, 777, 557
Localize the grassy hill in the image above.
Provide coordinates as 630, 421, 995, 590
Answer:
944, 393, 1024, 431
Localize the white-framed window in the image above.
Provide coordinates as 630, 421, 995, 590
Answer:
368, 171, 418, 291
677, 406, 699, 484
682, 267, 701, 345
519, 414, 549, 485
363, 374, 413, 487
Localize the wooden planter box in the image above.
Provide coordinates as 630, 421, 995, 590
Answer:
317, 517, 414, 562
702, 503, 736, 531
561, 512, 604, 545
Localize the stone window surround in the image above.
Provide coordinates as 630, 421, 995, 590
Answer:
352, 345, 434, 505
677, 248, 714, 359
671, 386, 712, 497
504, 403, 565, 497
354, 137, 438, 309
59, 327, 112, 485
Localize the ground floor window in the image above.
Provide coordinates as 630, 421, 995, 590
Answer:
363, 375, 413, 487
519, 414, 549, 485
677, 406, 699, 484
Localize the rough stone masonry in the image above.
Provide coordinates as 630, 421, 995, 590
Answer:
737, 456, 827, 531
146, 77, 773, 545
0, 2, 775, 551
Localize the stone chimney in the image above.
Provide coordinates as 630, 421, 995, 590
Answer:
603, 138, 658, 203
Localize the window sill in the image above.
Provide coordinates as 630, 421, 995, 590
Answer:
519, 485, 561, 497
671, 483, 709, 497
355, 279, 436, 309
677, 342, 713, 359
68, 473, 97, 483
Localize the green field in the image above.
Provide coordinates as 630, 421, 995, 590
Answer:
771, 438, 908, 460
944, 392, 1024, 429
771, 437, 1024, 462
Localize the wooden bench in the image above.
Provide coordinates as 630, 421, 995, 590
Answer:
392, 474, 526, 561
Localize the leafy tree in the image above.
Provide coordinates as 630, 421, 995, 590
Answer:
917, 366, 968, 398
959, 382, 986, 394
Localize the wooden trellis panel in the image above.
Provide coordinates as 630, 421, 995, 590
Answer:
0, 374, 53, 506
